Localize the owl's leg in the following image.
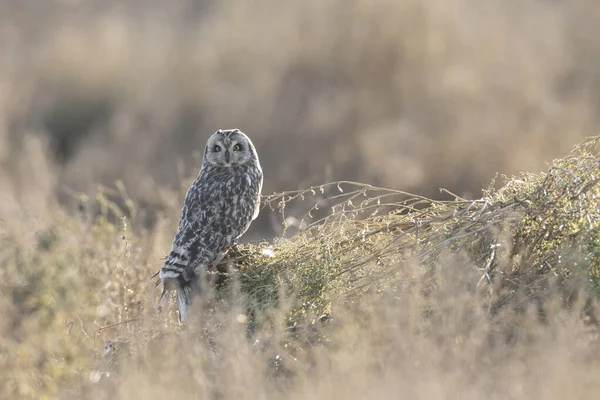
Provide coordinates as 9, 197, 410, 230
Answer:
210, 251, 232, 287
212, 251, 227, 268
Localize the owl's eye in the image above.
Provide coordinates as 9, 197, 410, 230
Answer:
233, 144, 242, 151
214, 145, 222, 152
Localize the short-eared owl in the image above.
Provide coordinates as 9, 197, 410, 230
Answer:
155, 129, 263, 321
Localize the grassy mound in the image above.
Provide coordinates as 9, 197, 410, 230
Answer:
2, 138, 600, 399
236, 137, 600, 321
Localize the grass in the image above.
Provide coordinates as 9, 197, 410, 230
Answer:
3, 138, 600, 399
4, 2, 600, 397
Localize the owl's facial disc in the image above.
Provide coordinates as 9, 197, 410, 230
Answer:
205, 129, 255, 167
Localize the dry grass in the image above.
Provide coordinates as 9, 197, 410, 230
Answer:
3, 137, 600, 399
4, 1, 600, 398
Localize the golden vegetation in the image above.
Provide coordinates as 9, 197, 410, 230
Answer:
3, 1, 600, 398
3, 138, 600, 399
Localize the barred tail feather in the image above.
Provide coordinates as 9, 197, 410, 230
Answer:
177, 284, 193, 322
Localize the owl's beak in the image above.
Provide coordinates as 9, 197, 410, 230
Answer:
224, 150, 230, 164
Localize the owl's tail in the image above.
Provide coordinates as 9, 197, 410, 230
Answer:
177, 284, 193, 322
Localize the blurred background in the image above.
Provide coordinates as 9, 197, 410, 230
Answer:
1, 0, 599, 237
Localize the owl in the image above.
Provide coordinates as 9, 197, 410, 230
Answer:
155, 129, 263, 321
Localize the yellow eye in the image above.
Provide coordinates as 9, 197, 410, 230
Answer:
214, 145, 222, 152
233, 144, 242, 151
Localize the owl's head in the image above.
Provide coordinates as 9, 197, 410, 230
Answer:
204, 129, 258, 168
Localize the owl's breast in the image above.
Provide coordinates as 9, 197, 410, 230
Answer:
200, 173, 255, 218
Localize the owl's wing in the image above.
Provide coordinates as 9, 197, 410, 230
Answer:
159, 176, 206, 282
159, 222, 229, 322
159, 225, 199, 283
160, 219, 230, 281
